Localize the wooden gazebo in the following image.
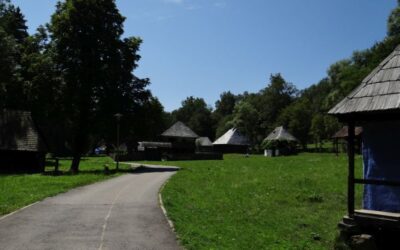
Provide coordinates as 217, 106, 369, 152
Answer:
329, 45, 400, 247
263, 126, 297, 157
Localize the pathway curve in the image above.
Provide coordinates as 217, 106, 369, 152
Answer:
0, 164, 181, 250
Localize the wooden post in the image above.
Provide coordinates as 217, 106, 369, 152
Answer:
347, 121, 355, 217
55, 158, 59, 174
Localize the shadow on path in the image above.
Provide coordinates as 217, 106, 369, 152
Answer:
132, 166, 179, 174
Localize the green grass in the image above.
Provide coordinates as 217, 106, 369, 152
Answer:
0, 156, 130, 215
153, 153, 363, 250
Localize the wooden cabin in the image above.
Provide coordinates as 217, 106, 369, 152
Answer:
332, 126, 363, 155
263, 126, 297, 157
329, 45, 400, 247
213, 128, 250, 154
161, 121, 199, 154
0, 110, 47, 173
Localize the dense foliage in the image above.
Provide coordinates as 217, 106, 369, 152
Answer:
3, 0, 400, 164
168, 2, 400, 151
0, 0, 168, 171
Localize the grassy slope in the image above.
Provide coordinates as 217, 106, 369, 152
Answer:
157, 153, 363, 250
0, 156, 130, 215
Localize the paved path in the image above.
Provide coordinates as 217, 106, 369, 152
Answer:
0, 164, 181, 250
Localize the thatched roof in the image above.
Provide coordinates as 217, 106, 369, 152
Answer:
0, 110, 47, 152
161, 121, 199, 139
196, 137, 213, 147
264, 126, 297, 141
213, 128, 250, 146
332, 126, 363, 139
329, 45, 400, 116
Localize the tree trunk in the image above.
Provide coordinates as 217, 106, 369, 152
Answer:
70, 154, 81, 174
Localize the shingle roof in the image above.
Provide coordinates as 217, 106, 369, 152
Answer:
329, 45, 400, 116
0, 110, 47, 152
264, 126, 297, 141
196, 137, 213, 147
332, 126, 363, 138
161, 121, 199, 138
213, 128, 250, 146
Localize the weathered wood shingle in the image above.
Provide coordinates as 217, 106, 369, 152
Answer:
264, 126, 297, 141
0, 110, 47, 152
329, 45, 400, 115
161, 121, 199, 138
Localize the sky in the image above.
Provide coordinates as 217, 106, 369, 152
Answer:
12, 0, 398, 111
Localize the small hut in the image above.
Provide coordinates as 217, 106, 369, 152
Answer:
263, 126, 297, 157
332, 126, 363, 154
0, 110, 47, 173
161, 121, 199, 155
213, 128, 250, 154
329, 45, 400, 247
195, 137, 213, 152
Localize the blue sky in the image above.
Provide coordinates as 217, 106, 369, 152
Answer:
13, 0, 397, 111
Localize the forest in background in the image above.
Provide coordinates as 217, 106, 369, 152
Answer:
2, 0, 400, 171
168, 1, 400, 150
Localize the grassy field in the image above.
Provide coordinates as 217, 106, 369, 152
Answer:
154, 153, 363, 250
0, 156, 130, 215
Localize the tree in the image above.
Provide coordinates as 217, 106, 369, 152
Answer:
388, 1, 400, 37
256, 73, 297, 133
171, 97, 215, 139
49, 0, 149, 172
229, 101, 259, 145
214, 91, 237, 117
0, 0, 28, 110
213, 91, 237, 138
0, 1, 27, 44
310, 114, 325, 150
276, 99, 312, 149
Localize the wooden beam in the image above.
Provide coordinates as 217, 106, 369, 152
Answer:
348, 121, 355, 217
354, 178, 400, 187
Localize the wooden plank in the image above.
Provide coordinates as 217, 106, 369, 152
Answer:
347, 121, 355, 218
355, 209, 400, 220
354, 178, 400, 187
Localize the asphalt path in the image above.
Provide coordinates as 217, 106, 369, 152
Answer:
0, 164, 181, 250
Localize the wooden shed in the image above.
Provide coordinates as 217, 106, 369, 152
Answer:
263, 126, 297, 157
159, 121, 198, 156
332, 126, 363, 154
213, 128, 250, 154
0, 110, 47, 173
329, 45, 400, 247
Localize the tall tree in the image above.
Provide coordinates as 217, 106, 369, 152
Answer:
172, 97, 215, 139
388, 0, 400, 37
229, 101, 259, 145
213, 91, 237, 138
0, 0, 28, 109
49, 0, 149, 172
256, 74, 297, 133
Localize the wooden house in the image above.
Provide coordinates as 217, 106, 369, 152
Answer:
0, 110, 47, 173
329, 45, 400, 247
263, 126, 297, 157
332, 126, 363, 154
213, 128, 250, 154
161, 121, 199, 154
